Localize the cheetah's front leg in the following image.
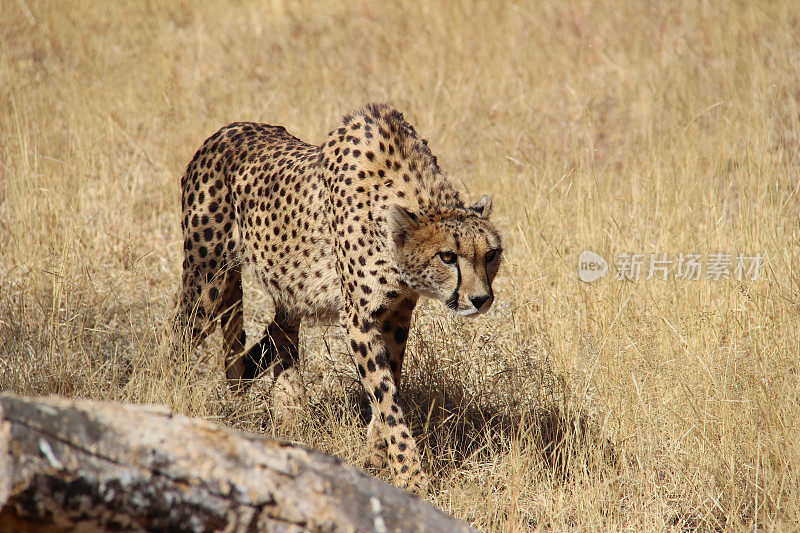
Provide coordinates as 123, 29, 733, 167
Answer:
344, 309, 428, 495
364, 296, 417, 470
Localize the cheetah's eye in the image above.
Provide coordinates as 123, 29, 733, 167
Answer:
438, 251, 458, 265
485, 249, 499, 263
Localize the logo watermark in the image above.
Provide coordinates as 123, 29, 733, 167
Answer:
577, 250, 608, 282
577, 251, 763, 283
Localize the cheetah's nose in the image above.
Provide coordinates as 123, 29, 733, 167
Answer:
470, 294, 492, 310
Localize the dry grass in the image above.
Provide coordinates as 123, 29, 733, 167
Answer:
1, 1, 799, 530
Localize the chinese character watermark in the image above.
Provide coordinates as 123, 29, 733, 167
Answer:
577, 251, 763, 282
675, 253, 702, 281
647, 253, 671, 280
734, 253, 761, 280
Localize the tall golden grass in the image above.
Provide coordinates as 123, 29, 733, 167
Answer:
1, 1, 798, 530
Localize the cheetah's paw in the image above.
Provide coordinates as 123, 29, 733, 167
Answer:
272, 368, 306, 424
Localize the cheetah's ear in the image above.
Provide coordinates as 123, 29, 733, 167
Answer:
469, 195, 493, 218
388, 205, 419, 247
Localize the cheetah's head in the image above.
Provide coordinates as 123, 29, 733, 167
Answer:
389, 195, 502, 317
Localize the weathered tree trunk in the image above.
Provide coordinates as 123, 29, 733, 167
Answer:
0, 394, 475, 533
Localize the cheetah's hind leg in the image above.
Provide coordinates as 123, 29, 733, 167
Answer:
243, 308, 306, 422
219, 263, 249, 391
169, 259, 228, 365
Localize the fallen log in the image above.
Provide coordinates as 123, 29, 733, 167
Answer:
0, 394, 475, 533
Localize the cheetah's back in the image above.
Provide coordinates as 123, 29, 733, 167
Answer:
180, 122, 340, 323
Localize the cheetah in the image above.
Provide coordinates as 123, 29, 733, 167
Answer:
173, 103, 502, 493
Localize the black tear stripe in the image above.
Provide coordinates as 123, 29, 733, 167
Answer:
446, 263, 461, 310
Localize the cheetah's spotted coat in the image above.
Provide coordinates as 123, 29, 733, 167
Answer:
174, 103, 502, 492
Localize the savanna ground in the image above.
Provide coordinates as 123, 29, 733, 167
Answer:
1, 1, 799, 530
